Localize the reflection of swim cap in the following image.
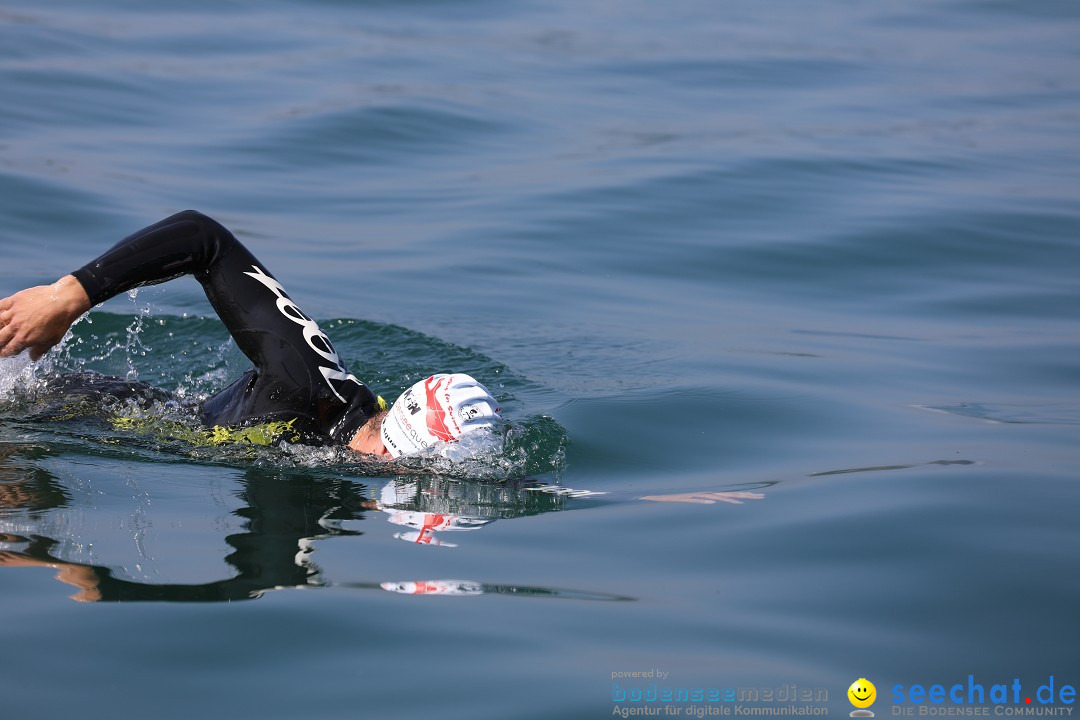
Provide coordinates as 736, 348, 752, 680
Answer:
380, 580, 484, 596
380, 373, 501, 458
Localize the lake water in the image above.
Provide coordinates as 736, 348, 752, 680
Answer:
1, 1, 1078, 718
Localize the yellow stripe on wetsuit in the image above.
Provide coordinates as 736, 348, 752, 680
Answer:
111, 416, 301, 447
111, 395, 385, 447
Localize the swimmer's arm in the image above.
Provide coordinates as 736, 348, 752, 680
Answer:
1, 210, 228, 361
69, 210, 233, 305
0, 275, 92, 360
64, 210, 274, 366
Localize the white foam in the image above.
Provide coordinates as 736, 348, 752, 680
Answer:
0, 353, 35, 400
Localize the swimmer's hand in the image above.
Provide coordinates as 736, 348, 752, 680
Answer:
0, 275, 91, 361
639, 491, 765, 505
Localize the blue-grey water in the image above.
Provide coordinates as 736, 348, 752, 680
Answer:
2, 1, 1078, 718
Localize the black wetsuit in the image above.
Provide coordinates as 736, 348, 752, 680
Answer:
70, 211, 380, 445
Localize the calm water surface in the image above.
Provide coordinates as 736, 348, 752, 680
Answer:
2, 1, 1078, 718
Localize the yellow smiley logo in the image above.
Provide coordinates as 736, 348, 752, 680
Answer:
848, 678, 877, 709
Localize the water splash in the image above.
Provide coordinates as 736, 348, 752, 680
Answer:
122, 289, 152, 382
0, 353, 35, 400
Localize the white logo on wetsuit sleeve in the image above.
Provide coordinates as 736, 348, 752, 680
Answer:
243, 264, 362, 403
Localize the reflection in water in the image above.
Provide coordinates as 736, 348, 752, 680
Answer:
0, 444, 71, 515
373, 477, 602, 546
0, 442, 608, 603
639, 491, 765, 505
373, 580, 633, 601
0, 444, 371, 602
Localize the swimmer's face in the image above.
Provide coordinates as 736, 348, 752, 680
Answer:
848, 679, 876, 709
348, 411, 392, 458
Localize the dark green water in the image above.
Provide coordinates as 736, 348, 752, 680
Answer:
2, 1, 1078, 718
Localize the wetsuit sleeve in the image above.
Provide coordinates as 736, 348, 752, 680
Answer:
73, 210, 273, 306
71, 211, 377, 433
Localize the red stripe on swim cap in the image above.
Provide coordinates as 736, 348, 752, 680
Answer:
424, 376, 455, 442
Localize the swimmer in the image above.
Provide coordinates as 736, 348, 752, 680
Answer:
0, 211, 501, 458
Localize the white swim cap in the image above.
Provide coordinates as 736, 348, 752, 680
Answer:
380, 373, 501, 458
